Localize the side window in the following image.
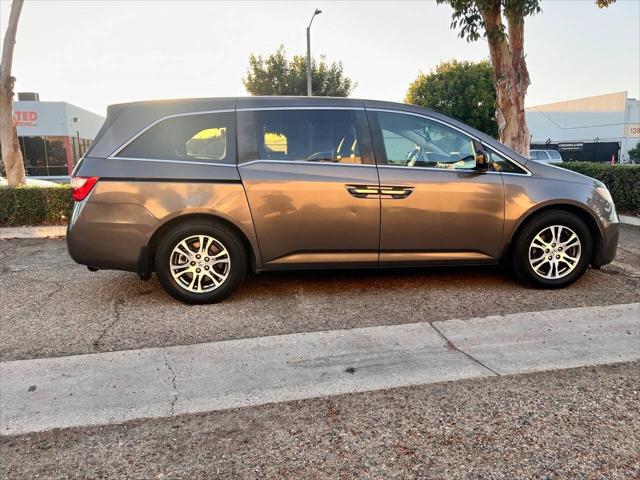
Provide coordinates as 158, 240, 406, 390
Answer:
486, 148, 528, 174
530, 151, 539, 160
117, 112, 234, 163
242, 109, 363, 164
377, 112, 476, 170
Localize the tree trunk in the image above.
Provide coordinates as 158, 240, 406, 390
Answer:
0, 0, 26, 186
479, 1, 530, 156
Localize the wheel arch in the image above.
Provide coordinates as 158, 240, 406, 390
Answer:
146, 213, 258, 273
502, 203, 604, 267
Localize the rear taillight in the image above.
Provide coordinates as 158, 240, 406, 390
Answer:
71, 176, 99, 201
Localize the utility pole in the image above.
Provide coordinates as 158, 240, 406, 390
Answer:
306, 9, 322, 96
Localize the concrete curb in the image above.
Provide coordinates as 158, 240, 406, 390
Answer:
0, 225, 67, 239
1, 302, 638, 436
619, 214, 640, 226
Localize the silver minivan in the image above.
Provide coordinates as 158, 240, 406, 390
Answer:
530, 149, 563, 164
67, 97, 619, 303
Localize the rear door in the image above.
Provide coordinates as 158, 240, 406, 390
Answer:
237, 106, 380, 268
368, 108, 505, 264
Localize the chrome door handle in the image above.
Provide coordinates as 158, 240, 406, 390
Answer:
379, 186, 414, 199
346, 185, 379, 198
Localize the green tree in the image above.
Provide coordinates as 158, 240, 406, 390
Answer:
243, 45, 356, 97
405, 60, 497, 137
436, 0, 616, 155
628, 144, 640, 162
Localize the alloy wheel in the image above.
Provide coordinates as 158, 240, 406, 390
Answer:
528, 225, 582, 280
169, 235, 231, 293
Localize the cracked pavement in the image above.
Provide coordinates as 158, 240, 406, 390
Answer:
161, 349, 178, 416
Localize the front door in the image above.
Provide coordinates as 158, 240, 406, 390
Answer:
368, 109, 505, 264
237, 108, 380, 268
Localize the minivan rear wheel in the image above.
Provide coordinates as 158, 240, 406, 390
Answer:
512, 210, 593, 288
156, 220, 247, 304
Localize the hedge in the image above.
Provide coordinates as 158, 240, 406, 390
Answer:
0, 186, 73, 227
554, 162, 640, 214
0, 163, 637, 227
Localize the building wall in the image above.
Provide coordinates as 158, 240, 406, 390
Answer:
526, 91, 640, 163
15, 101, 104, 138
11, 101, 105, 177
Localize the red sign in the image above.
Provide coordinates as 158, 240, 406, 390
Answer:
14, 111, 38, 126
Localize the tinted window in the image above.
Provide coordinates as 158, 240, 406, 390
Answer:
45, 137, 69, 175
547, 150, 562, 160
243, 109, 362, 164
117, 112, 234, 163
22, 136, 48, 176
530, 151, 540, 160
486, 148, 528, 174
377, 112, 476, 170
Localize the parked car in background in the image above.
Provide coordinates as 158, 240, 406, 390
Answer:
0, 176, 59, 187
530, 149, 563, 163
67, 97, 619, 303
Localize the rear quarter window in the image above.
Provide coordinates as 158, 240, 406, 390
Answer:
116, 112, 235, 163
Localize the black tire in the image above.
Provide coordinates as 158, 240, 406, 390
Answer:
155, 220, 247, 304
512, 210, 593, 289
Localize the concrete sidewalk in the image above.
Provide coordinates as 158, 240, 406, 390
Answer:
1, 303, 638, 436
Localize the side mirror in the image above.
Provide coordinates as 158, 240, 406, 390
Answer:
475, 150, 491, 170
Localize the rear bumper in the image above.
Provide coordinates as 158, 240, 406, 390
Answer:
67, 200, 158, 273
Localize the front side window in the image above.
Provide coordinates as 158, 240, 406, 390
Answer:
117, 112, 233, 163
247, 109, 362, 164
486, 149, 528, 174
377, 112, 476, 170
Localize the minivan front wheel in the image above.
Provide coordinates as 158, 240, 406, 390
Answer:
156, 221, 247, 304
512, 210, 593, 288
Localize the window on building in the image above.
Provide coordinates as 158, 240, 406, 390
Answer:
45, 137, 68, 175
22, 136, 48, 176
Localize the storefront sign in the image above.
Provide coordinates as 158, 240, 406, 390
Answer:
558, 142, 584, 152
14, 111, 38, 127
626, 124, 640, 137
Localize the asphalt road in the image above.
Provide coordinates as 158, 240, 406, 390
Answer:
1, 225, 638, 362
2, 362, 638, 479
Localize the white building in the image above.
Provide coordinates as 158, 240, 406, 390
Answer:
526, 91, 640, 163
11, 93, 105, 177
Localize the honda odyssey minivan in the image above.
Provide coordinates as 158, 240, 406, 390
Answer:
67, 97, 619, 303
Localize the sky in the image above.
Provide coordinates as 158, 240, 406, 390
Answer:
1, 0, 639, 116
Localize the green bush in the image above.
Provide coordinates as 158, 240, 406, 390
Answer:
0, 186, 73, 227
554, 162, 640, 214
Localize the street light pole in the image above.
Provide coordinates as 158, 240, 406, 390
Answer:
306, 9, 322, 97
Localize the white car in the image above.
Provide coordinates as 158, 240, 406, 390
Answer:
530, 149, 563, 163
0, 176, 60, 187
